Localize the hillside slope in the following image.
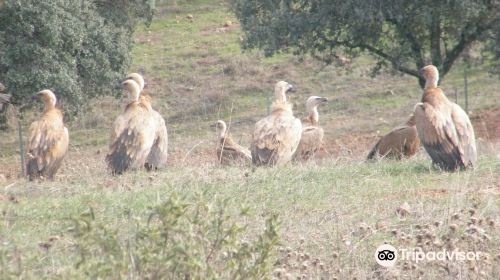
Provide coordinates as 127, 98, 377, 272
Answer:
0, 1, 499, 278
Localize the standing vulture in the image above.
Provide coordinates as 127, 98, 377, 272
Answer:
106, 79, 157, 174
0, 82, 10, 111
125, 73, 168, 170
26, 90, 69, 181
293, 96, 328, 160
215, 120, 252, 165
367, 114, 420, 160
414, 65, 477, 171
251, 81, 302, 166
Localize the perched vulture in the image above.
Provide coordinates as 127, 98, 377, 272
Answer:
414, 65, 477, 171
26, 90, 69, 181
106, 79, 157, 174
367, 114, 420, 160
0, 82, 9, 111
251, 81, 302, 166
125, 73, 168, 170
0, 93, 10, 111
293, 96, 328, 160
215, 120, 252, 165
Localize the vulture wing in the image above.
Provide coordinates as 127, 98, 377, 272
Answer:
0, 93, 11, 111
294, 126, 324, 160
217, 136, 251, 164
367, 125, 419, 160
145, 110, 169, 170
106, 105, 157, 174
451, 103, 477, 168
414, 102, 465, 170
26, 110, 69, 180
251, 111, 302, 165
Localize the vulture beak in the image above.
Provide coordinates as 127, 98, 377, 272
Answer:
319, 97, 328, 103
209, 122, 217, 128
287, 85, 295, 93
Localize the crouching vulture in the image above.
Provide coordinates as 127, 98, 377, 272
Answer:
294, 96, 328, 160
251, 81, 302, 166
414, 65, 477, 171
26, 90, 69, 180
125, 73, 168, 170
215, 120, 252, 164
367, 114, 420, 160
106, 79, 158, 174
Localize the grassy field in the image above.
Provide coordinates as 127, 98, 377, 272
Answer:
0, 0, 499, 279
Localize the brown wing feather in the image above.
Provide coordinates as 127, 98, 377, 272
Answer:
145, 110, 168, 170
294, 126, 324, 160
217, 135, 251, 165
367, 125, 419, 160
251, 108, 302, 166
106, 103, 157, 174
0, 93, 10, 111
451, 103, 477, 167
414, 102, 465, 171
26, 109, 68, 180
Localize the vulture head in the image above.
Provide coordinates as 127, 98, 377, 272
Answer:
122, 79, 141, 102
126, 73, 145, 91
215, 120, 227, 138
306, 96, 328, 112
420, 65, 439, 88
0, 82, 5, 92
36, 89, 57, 109
305, 96, 328, 124
274, 81, 294, 103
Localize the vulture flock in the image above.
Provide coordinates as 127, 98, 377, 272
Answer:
3, 64, 479, 180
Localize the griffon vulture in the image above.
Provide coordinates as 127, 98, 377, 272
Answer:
215, 120, 251, 164
251, 81, 302, 166
414, 65, 477, 171
106, 79, 158, 174
293, 96, 328, 160
0, 82, 8, 111
125, 73, 168, 170
26, 90, 69, 181
367, 114, 420, 160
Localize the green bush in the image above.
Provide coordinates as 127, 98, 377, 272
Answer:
67, 193, 280, 279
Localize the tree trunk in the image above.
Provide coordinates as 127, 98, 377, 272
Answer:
430, 8, 443, 66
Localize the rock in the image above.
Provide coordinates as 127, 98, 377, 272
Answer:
223, 20, 232, 27
186, 14, 193, 19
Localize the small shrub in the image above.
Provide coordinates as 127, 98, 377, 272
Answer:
67, 192, 280, 279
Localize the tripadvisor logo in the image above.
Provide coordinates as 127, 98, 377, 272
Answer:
375, 244, 397, 267
375, 244, 482, 267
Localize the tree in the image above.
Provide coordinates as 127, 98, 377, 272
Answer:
232, 0, 500, 87
0, 0, 155, 123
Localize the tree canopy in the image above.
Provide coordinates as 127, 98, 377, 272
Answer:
0, 0, 155, 116
232, 0, 500, 87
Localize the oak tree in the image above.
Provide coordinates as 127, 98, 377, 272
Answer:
232, 0, 500, 87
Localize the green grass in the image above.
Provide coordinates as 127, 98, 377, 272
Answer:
1, 157, 499, 278
0, 0, 500, 278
